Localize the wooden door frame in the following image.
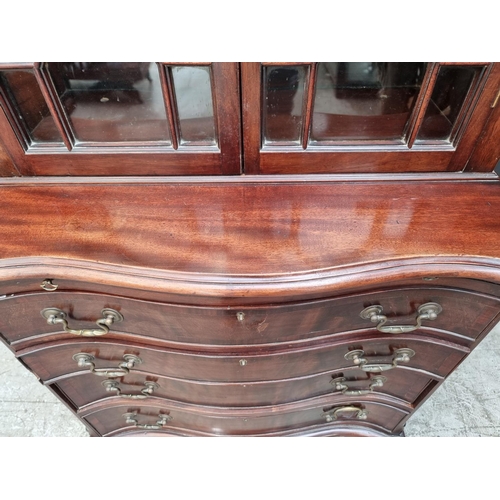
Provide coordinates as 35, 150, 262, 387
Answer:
241, 62, 500, 175
0, 62, 242, 176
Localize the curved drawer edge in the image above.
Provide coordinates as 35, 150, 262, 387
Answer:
105, 421, 400, 437
76, 389, 415, 418
17, 331, 471, 361
3, 255, 500, 300
7, 324, 479, 352
44, 362, 445, 388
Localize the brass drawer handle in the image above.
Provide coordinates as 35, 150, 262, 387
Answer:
41, 307, 123, 337
331, 375, 387, 396
73, 353, 142, 377
123, 412, 172, 430
102, 379, 159, 399
345, 347, 415, 372
360, 302, 442, 334
323, 406, 368, 423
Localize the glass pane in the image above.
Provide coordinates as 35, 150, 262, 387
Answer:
47, 62, 171, 144
311, 62, 427, 142
263, 65, 306, 144
171, 66, 216, 146
417, 66, 478, 142
0, 69, 63, 144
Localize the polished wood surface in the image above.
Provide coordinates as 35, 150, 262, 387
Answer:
55, 364, 435, 409
468, 95, 500, 172
20, 335, 468, 384
259, 150, 454, 173
0, 119, 16, 176
0, 62, 499, 437
0, 180, 499, 280
1, 287, 498, 347
0, 105, 23, 175
82, 398, 409, 436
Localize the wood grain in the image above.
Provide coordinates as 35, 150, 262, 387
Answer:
259, 149, 454, 173
0, 126, 17, 176
2, 287, 498, 347
19, 335, 468, 384
467, 91, 500, 171
81, 398, 409, 436
0, 181, 499, 278
54, 365, 435, 409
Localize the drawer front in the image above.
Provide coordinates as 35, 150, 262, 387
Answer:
82, 400, 409, 436
54, 364, 435, 409
21, 335, 468, 384
1, 287, 499, 347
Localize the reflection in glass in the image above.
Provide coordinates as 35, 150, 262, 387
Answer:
47, 62, 171, 144
0, 70, 63, 145
311, 62, 427, 142
263, 65, 306, 144
417, 66, 478, 142
171, 66, 217, 146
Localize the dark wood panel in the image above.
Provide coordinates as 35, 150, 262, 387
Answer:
451, 63, 500, 171
211, 63, 242, 175
0, 133, 17, 176
1, 287, 498, 346
55, 364, 434, 409
108, 425, 393, 437
0, 181, 500, 280
2, 272, 500, 308
25, 151, 223, 176
259, 150, 453, 173
302, 63, 317, 149
158, 64, 179, 150
82, 399, 408, 436
406, 64, 440, 148
467, 87, 500, 171
0, 104, 25, 175
241, 62, 261, 174
20, 335, 468, 383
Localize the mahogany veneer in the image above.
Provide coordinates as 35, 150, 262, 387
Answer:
1, 62, 500, 436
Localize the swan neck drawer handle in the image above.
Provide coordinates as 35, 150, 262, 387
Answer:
102, 379, 159, 399
345, 347, 415, 372
123, 412, 172, 430
331, 375, 387, 396
360, 302, 442, 334
323, 406, 368, 423
72, 353, 142, 377
41, 307, 123, 337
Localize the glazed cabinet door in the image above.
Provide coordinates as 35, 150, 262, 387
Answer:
0, 62, 241, 175
241, 62, 500, 174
